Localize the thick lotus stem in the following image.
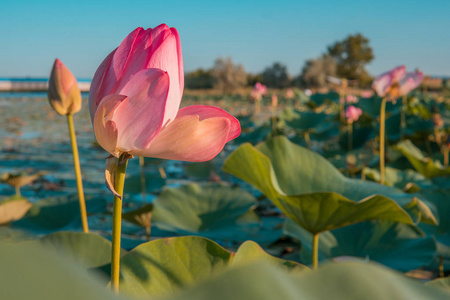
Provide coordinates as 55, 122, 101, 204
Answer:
111, 156, 128, 293
312, 233, 319, 270
67, 114, 88, 233
379, 98, 387, 185
400, 95, 407, 140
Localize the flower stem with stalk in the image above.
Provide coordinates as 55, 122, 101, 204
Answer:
312, 233, 319, 270
347, 122, 353, 152
400, 95, 407, 140
111, 156, 128, 293
67, 114, 88, 233
379, 97, 387, 185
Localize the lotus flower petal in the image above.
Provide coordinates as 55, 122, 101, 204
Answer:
372, 65, 406, 97
399, 71, 423, 95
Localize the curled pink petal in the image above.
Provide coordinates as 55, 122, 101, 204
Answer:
399, 71, 423, 95
113, 68, 170, 152
131, 114, 232, 161
176, 105, 241, 140
93, 94, 127, 157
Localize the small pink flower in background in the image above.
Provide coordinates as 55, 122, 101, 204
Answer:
340, 94, 358, 104
89, 24, 240, 162
372, 66, 423, 100
48, 59, 82, 116
254, 82, 267, 95
285, 88, 294, 99
304, 89, 312, 96
345, 106, 362, 124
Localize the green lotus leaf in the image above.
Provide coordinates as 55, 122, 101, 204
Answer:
395, 140, 450, 178
124, 171, 166, 194
152, 183, 259, 237
165, 260, 450, 300
284, 219, 436, 272
223, 136, 436, 231
426, 277, 450, 293
363, 166, 430, 190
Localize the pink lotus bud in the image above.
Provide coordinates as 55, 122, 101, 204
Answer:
47, 59, 82, 115
89, 24, 240, 162
254, 82, 267, 95
346, 94, 358, 104
361, 90, 373, 98
345, 106, 362, 123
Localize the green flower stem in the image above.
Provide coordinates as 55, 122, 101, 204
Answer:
139, 156, 147, 203
312, 233, 319, 270
444, 146, 449, 167
111, 157, 128, 294
348, 122, 353, 151
379, 97, 387, 185
67, 114, 88, 233
400, 95, 407, 140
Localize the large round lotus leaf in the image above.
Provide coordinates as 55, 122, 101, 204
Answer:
114, 236, 232, 298
0, 243, 121, 300
395, 140, 450, 178
231, 240, 308, 272
339, 126, 375, 151
0, 196, 32, 225
37, 231, 125, 268
122, 204, 153, 228
11, 195, 107, 233
223, 136, 437, 226
152, 183, 258, 233
124, 171, 166, 194
165, 260, 450, 300
184, 161, 215, 180
281, 109, 330, 132
284, 219, 436, 272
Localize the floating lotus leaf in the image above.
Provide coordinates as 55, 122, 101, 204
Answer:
184, 161, 215, 180
11, 195, 107, 233
0, 196, 32, 225
356, 96, 401, 119
395, 140, 450, 178
124, 171, 166, 194
339, 126, 375, 151
223, 136, 437, 229
426, 277, 450, 293
309, 92, 339, 106
363, 167, 430, 190
284, 219, 436, 272
152, 183, 260, 240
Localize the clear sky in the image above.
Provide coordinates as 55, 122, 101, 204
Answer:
1, 0, 449, 78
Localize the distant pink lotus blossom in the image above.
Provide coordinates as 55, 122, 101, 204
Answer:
285, 88, 294, 99
345, 106, 362, 123
340, 94, 358, 104
361, 90, 373, 98
89, 24, 240, 162
254, 82, 267, 95
372, 66, 423, 99
271, 94, 278, 107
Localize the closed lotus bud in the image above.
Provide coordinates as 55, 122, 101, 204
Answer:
48, 59, 82, 115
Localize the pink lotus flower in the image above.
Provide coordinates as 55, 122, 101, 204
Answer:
372, 66, 423, 99
345, 106, 362, 123
285, 88, 294, 99
340, 94, 358, 104
89, 24, 240, 162
254, 82, 267, 95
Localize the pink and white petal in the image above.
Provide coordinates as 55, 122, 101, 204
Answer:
147, 30, 182, 125
113, 68, 170, 152
89, 49, 117, 118
372, 65, 406, 97
399, 71, 423, 95
176, 105, 241, 140
170, 27, 184, 93
93, 94, 127, 156
132, 115, 232, 162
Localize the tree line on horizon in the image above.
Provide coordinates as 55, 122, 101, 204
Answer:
185, 33, 374, 92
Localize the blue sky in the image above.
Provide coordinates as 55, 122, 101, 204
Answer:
1, 0, 449, 78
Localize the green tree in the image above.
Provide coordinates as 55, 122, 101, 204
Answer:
299, 54, 337, 88
327, 33, 374, 85
262, 62, 291, 88
185, 69, 214, 89
210, 57, 247, 92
